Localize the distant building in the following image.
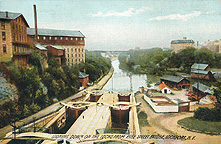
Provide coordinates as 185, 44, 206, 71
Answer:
27, 28, 85, 65
160, 75, 190, 90
191, 63, 215, 80
199, 39, 221, 53
78, 72, 89, 88
171, 38, 194, 53
0, 11, 32, 65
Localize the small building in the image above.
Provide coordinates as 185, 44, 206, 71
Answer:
191, 63, 215, 80
46, 45, 65, 65
0, 11, 32, 66
188, 82, 213, 100
158, 82, 172, 94
35, 43, 47, 56
78, 72, 89, 88
160, 75, 190, 90
171, 38, 194, 53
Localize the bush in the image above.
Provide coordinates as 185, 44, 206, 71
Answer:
194, 107, 221, 122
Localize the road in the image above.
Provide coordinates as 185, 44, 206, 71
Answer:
136, 94, 221, 144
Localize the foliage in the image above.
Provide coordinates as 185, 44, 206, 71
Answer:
138, 111, 149, 126
0, 50, 111, 128
118, 47, 221, 76
193, 107, 221, 121
178, 117, 221, 134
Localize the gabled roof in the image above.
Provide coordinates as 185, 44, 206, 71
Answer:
191, 63, 208, 70
192, 82, 212, 94
191, 70, 210, 75
0, 11, 29, 27
171, 40, 194, 44
161, 75, 188, 83
35, 44, 47, 51
27, 28, 85, 38
158, 82, 169, 90
78, 72, 89, 78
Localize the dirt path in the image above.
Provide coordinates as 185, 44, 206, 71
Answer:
136, 94, 221, 144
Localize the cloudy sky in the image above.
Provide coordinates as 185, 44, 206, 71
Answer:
0, 0, 221, 51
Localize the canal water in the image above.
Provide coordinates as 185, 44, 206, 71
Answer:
102, 60, 147, 92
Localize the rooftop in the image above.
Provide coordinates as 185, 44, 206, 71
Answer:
47, 45, 64, 50
0, 11, 29, 27
192, 82, 213, 94
78, 72, 89, 78
191, 63, 208, 70
171, 40, 194, 44
161, 75, 188, 83
27, 28, 85, 38
35, 44, 47, 51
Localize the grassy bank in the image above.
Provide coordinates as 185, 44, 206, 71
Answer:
178, 117, 221, 135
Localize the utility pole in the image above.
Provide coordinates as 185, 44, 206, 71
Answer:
33, 4, 38, 41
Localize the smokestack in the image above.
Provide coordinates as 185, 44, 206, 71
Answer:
33, 4, 38, 41
6, 11, 8, 18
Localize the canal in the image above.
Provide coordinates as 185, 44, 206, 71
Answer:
103, 60, 147, 92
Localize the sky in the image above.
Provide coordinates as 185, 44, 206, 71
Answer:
0, 0, 221, 51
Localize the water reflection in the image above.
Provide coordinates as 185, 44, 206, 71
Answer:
103, 60, 147, 92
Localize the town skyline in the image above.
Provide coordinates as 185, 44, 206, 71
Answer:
0, 0, 221, 51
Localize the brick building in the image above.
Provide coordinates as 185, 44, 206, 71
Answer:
0, 11, 32, 64
78, 72, 89, 88
160, 75, 190, 90
46, 45, 65, 65
191, 63, 215, 80
27, 28, 85, 65
171, 38, 194, 53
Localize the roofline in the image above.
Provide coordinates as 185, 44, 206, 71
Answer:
0, 12, 29, 27
27, 28, 85, 38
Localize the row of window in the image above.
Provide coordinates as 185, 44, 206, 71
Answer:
12, 22, 26, 33
67, 54, 84, 58
39, 36, 83, 41
13, 33, 27, 42
67, 58, 83, 63
67, 48, 84, 53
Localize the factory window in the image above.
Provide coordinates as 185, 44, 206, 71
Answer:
37, 36, 40, 39
75, 54, 77, 57
71, 37, 73, 40
68, 54, 69, 57
66, 37, 68, 40
67, 48, 69, 52
71, 54, 73, 57
55, 37, 57, 40
78, 49, 80, 52
80, 38, 83, 41
82, 49, 84, 52
49, 37, 51, 40
2, 32, 6, 41
43, 36, 46, 40
71, 48, 73, 52
75, 59, 77, 62
60, 37, 63, 40
79, 54, 80, 57
76, 38, 78, 41
3, 44, 6, 53
72, 59, 73, 62
1, 22, 5, 30
82, 54, 83, 57
75, 49, 77, 52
